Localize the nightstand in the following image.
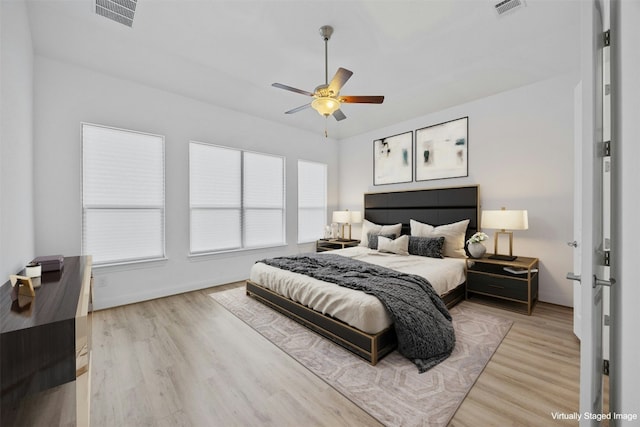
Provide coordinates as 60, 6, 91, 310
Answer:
316, 239, 360, 252
465, 255, 539, 315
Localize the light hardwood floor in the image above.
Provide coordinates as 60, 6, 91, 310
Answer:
8, 283, 582, 426
90, 283, 382, 427
449, 296, 580, 426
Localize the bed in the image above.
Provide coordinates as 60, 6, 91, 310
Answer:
246, 185, 479, 365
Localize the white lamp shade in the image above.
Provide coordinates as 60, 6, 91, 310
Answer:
350, 211, 362, 224
332, 210, 350, 224
481, 210, 528, 231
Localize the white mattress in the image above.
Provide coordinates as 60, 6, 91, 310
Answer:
249, 246, 467, 334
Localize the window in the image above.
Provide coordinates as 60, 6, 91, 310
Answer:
189, 142, 285, 254
82, 123, 165, 265
243, 151, 286, 248
190, 144, 241, 252
298, 160, 327, 243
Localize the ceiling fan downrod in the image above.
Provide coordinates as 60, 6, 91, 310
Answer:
319, 25, 333, 86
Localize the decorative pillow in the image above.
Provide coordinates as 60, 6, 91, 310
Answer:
359, 219, 402, 248
408, 236, 445, 258
377, 235, 410, 256
367, 233, 398, 249
410, 219, 470, 258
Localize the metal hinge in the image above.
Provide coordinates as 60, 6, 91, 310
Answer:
604, 140, 611, 157
604, 250, 610, 266
604, 314, 610, 326
604, 30, 610, 47
603, 359, 610, 376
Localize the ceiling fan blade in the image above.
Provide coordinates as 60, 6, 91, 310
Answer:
340, 95, 384, 104
328, 68, 353, 95
285, 103, 312, 114
272, 83, 315, 97
332, 109, 347, 121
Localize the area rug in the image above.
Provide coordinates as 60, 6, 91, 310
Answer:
210, 287, 512, 427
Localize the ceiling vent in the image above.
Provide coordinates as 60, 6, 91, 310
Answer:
492, 0, 526, 16
96, 0, 137, 27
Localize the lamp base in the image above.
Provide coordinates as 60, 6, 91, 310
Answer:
488, 254, 517, 261
337, 223, 352, 241
491, 231, 516, 261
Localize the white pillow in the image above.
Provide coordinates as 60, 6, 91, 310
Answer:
410, 219, 470, 258
377, 235, 409, 256
359, 219, 402, 247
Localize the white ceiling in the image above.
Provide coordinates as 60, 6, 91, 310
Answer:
25, 0, 581, 139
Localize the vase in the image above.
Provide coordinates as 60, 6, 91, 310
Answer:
468, 242, 486, 259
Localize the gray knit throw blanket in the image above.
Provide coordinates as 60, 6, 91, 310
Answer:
258, 253, 455, 373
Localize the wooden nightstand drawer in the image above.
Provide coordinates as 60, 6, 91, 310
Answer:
467, 273, 528, 301
465, 255, 539, 315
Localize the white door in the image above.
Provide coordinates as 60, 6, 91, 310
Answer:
572, 82, 582, 340
572, 12, 612, 355
576, 0, 610, 424
601, 41, 611, 366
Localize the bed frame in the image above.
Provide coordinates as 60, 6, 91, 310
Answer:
246, 185, 479, 365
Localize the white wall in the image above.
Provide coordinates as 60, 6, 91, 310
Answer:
33, 57, 339, 310
611, 0, 640, 417
0, 0, 35, 280
338, 73, 578, 307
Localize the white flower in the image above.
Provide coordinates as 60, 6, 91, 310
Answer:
467, 232, 489, 244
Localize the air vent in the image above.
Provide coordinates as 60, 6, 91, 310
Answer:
493, 0, 526, 16
96, 0, 137, 27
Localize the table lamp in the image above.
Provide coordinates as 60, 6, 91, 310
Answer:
332, 210, 362, 240
348, 211, 362, 240
481, 208, 528, 261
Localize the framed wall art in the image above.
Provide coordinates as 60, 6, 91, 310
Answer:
415, 117, 468, 181
373, 131, 413, 185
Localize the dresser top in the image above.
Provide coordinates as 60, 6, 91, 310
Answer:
1, 256, 90, 333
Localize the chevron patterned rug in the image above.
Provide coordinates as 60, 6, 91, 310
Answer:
210, 287, 512, 427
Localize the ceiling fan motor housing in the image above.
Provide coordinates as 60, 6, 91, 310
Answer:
314, 84, 333, 97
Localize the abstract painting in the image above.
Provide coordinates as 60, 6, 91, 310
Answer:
373, 131, 413, 185
415, 117, 468, 181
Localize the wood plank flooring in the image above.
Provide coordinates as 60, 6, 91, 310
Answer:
90, 283, 380, 427
7, 282, 582, 426
450, 296, 580, 426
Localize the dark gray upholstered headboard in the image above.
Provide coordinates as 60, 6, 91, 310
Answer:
364, 185, 480, 240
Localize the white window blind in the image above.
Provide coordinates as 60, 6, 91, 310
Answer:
298, 160, 327, 243
243, 152, 285, 248
189, 142, 285, 254
82, 123, 165, 265
190, 143, 242, 252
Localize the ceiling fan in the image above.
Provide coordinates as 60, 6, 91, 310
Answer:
272, 25, 384, 123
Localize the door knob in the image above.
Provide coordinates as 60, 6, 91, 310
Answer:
593, 275, 616, 288
566, 272, 581, 282
567, 241, 578, 247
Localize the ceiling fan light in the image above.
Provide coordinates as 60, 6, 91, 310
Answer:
311, 97, 340, 116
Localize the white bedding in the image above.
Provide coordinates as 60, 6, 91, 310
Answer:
249, 246, 467, 334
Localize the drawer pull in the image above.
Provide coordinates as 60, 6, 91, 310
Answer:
488, 285, 504, 289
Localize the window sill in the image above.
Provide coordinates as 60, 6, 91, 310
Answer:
188, 244, 288, 260
92, 256, 169, 271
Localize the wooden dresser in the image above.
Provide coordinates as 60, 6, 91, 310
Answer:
1, 256, 93, 426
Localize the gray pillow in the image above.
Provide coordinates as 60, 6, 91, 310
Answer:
367, 232, 398, 249
408, 236, 445, 258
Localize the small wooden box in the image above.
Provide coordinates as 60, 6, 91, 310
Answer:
31, 255, 64, 272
